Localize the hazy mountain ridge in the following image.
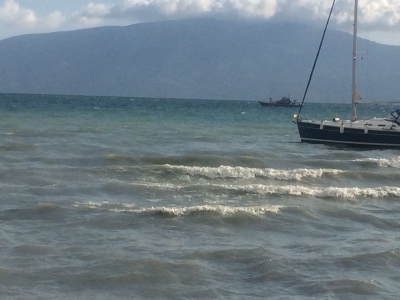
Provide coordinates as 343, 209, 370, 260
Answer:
0, 18, 399, 102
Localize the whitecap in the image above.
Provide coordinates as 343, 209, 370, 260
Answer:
76, 202, 283, 216
163, 164, 343, 181
355, 157, 400, 168
127, 182, 400, 199
218, 184, 400, 199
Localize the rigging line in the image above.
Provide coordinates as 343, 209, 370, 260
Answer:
297, 0, 336, 117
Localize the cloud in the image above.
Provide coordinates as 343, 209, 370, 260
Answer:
92, 0, 280, 24
118, 0, 278, 21
0, 0, 37, 27
0, 0, 65, 37
77, 0, 400, 33
71, 3, 111, 27
273, 0, 400, 32
360, 0, 400, 30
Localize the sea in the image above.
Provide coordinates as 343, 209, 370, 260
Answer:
0, 93, 399, 299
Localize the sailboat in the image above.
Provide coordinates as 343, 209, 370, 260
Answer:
293, 0, 400, 148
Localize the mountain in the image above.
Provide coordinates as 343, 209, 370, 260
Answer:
0, 18, 399, 102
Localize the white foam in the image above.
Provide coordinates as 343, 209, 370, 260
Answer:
129, 182, 400, 199
76, 202, 282, 216
163, 164, 343, 181
220, 184, 400, 198
74, 201, 137, 209
355, 156, 400, 168
134, 204, 282, 215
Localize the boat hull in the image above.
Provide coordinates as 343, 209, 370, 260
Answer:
297, 121, 400, 148
258, 101, 301, 108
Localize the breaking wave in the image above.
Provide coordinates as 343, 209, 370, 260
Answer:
162, 164, 343, 181
131, 182, 400, 199
355, 156, 400, 168
76, 202, 282, 216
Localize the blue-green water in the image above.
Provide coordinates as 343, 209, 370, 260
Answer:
0, 93, 399, 299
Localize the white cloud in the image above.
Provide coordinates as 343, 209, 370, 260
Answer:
0, 0, 66, 38
0, 0, 37, 27
91, 0, 400, 32
71, 3, 111, 27
39, 11, 65, 29
99, 0, 279, 23
230, 0, 278, 18
361, 0, 400, 28
276, 0, 400, 31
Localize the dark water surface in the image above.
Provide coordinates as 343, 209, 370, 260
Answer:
0, 94, 399, 299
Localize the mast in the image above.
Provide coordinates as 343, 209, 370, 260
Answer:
351, 0, 358, 121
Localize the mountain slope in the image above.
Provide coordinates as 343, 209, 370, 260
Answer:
0, 18, 399, 102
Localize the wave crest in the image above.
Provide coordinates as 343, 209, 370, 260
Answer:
163, 164, 342, 181
355, 157, 400, 168
226, 184, 400, 198
77, 202, 282, 216
131, 182, 400, 198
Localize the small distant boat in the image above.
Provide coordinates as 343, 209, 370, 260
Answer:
258, 96, 302, 107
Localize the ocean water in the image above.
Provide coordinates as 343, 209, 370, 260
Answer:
0, 93, 399, 299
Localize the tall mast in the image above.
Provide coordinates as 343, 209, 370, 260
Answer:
351, 0, 358, 121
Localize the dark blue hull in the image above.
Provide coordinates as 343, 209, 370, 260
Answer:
258, 101, 301, 107
297, 121, 400, 148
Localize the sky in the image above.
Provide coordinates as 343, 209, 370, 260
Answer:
0, 0, 400, 45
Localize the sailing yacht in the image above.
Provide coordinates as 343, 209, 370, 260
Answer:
293, 0, 400, 148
